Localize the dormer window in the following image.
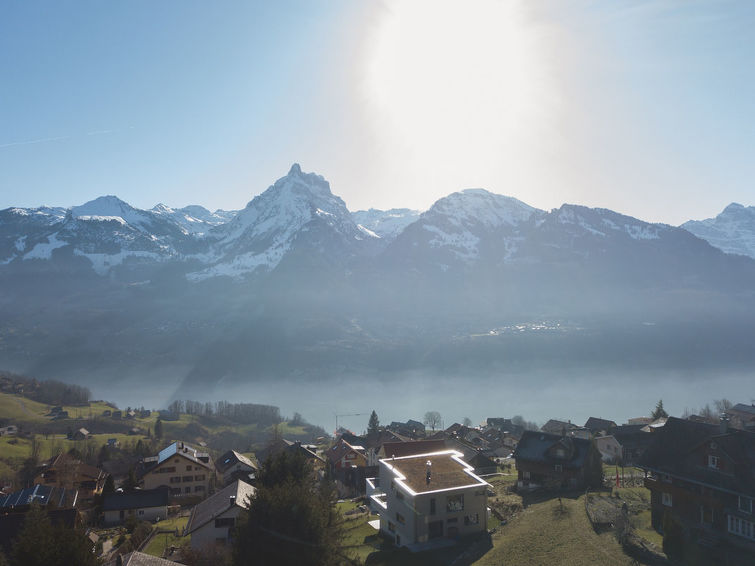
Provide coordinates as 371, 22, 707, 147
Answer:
708, 455, 719, 469
555, 448, 565, 458
740, 496, 753, 514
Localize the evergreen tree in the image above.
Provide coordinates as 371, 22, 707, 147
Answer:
233, 452, 350, 566
367, 410, 380, 437
651, 399, 669, 420
583, 438, 604, 490
154, 417, 163, 440
10, 503, 99, 566
103, 474, 115, 495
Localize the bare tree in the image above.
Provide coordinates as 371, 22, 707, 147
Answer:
424, 411, 442, 432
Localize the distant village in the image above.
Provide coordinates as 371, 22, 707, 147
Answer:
0, 373, 753, 566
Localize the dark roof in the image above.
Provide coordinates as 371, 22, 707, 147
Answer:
185, 480, 254, 534
513, 431, 591, 469
540, 420, 578, 434
584, 417, 617, 432
103, 488, 169, 512
731, 403, 755, 416
381, 440, 447, 459
216, 450, 257, 474
639, 417, 755, 497
0, 484, 78, 510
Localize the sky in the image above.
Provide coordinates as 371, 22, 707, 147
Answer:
1, 0, 754, 225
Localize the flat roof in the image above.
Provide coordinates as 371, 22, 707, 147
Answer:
380, 450, 488, 495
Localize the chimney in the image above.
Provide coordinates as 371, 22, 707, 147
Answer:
720, 414, 730, 435
230, 494, 236, 507
426, 460, 432, 485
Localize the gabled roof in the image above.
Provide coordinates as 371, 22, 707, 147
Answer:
103, 488, 169, 512
216, 450, 257, 474
731, 403, 755, 416
185, 480, 255, 535
513, 431, 591, 469
540, 419, 578, 435
144, 442, 212, 473
381, 440, 447, 459
639, 417, 755, 497
584, 417, 617, 432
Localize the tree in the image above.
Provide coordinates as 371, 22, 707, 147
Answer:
583, 439, 604, 490
714, 398, 733, 414
10, 503, 99, 566
651, 399, 668, 420
233, 452, 350, 566
367, 410, 380, 437
462, 417, 472, 427
154, 417, 163, 440
424, 411, 442, 432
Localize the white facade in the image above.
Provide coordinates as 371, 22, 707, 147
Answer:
372, 450, 489, 549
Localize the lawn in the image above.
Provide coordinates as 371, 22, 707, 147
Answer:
473, 492, 641, 566
143, 515, 189, 558
0, 393, 51, 422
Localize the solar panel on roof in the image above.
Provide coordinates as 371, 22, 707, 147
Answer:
158, 442, 178, 464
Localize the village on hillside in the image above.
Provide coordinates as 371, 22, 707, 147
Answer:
0, 373, 753, 566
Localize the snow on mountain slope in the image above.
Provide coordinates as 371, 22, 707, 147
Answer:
351, 208, 420, 241
71, 195, 157, 231
151, 203, 236, 235
400, 189, 541, 262
552, 205, 665, 241
681, 203, 755, 259
188, 164, 375, 280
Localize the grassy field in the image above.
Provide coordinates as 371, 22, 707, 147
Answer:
143, 516, 189, 557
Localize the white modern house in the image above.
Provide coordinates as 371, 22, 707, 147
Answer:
369, 450, 489, 549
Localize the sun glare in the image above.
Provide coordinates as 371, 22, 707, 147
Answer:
363, 0, 560, 201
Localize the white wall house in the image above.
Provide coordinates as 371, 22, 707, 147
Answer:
370, 450, 489, 550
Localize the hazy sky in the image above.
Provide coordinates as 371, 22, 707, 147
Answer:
2, 0, 753, 225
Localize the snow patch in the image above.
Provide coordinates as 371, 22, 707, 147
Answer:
23, 233, 67, 260
74, 249, 163, 276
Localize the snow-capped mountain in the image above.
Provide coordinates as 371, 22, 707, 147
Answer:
187, 164, 377, 280
151, 204, 237, 235
385, 189, 541, 267
681, 203, 755, 259
351, 208, 420, 241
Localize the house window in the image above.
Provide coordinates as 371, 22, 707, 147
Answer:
555, 449, 565, 458
215, 518, 235, 528
387, 522, 396, 533
195, 485, 205, 492
195, 475, 205, 481
170, 488, 181, 495
662, 493, 672, 507
446, 494, 464, 512
170, 477, 181, 484
739, 497, 753, 514
182, 475, 193, 482
430, 498, 436, 515
554, 464, 563, 472
186, 465, 192, 471
138, 510, 144, 516
662, 474, 672, 483
464, 514, 479, 526
184, 486, 191, 493
396, 512, 405, 525
728, 515, 755, 541
523, 471, 530, 480
708, 455, 719, 469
